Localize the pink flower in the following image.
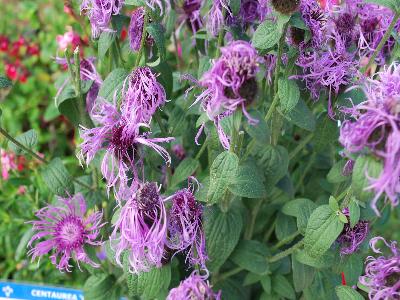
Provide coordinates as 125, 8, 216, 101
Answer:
56, 27, 81, 51
1, 149, 17, 180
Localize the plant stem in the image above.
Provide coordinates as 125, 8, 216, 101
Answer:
154, 112, 168, 136
289, 134, 314, 160
362, 11, 400, 74
215, 8, 227, 57
245, 198, 266, 240
215, 267, 243, 283
265, 22, 289, 122
195, 139, 209, 160
0, 127, 93, 191
134, 8, 149, 69
263, 219, 277, 242
272, 230, 301, 251
268, 239, 304, 263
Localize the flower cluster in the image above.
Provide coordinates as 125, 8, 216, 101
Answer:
80, 0, 124, 38
78, 67, 172, 199
0, 35, 39, 83
337, 208, 369, 255
0, 149, 26, 180
339, 63, 400, 214
193, 40, 261, 148
167, 271, 221, 300
359, 237, 400, 300
27, 194, 104, 272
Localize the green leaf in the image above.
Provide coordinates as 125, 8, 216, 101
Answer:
295, 249, 335, 269
329, 196, 339, 212
207, 151, 239, 204
229, 0, 241, 15
314, 114, 338, 152
98, 31, 116, 60
272, 275, 296, 300
54, 85, 85, 126
333, 254, 364, 287
0, 75, 12, 89
124, 0, 145, 5
261, 275, 272, 293
252, 19, 282, 50
8, 129, 38, 155
256, 145, 289, 186
278, 78, 300, 113
153, 62, 173, 99
243, 273, 262, 286
170, 158, 199, 187
147, 23, 166, 61
304, 205, 344, 258
41, 158, 75, 197
349, 200, 360, 228
198, 56, 212, 77
214, 279, 250, 300
327, 160, 348, 183
282, 198, 318, 234
230, 240, 269, 275
243, 111, 270, 145
364, 0, 398, 12
204, 205, 243, 272
126, 264, 171, 299
352, 155, 383, 202
292, 254, 315, 292
84, 274, 119, 300
339, 213, 349, 223
228, 160, 267, 198
335, 286, 364, 300
275, 213, 297, 240
98, 68, 129, 102
15, 228, 34, 260
283, 98, 316, 131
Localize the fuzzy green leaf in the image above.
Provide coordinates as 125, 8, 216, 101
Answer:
8, 129, 38, 155
98, 68, 129, 102
98, 31, 116, 60
352, 155, 383, 202
41, 158, 75, 197
230, 240, 269, 275
278, 78, 300, 113
335, 286, 364, 300
170, 158, 199, 187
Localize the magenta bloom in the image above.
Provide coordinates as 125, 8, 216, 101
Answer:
55, 57, 103, 113
27, 194, 104, 272
167, 272, 221, 300
166, 184, 207, 268
80, 0, 124, 38
111, 182, 167, 273
359, 237, 400, 300
128, 8, 145, 52
192, 40, 261, 148
358, 4, 400, 66
294, 33, 357, 117
177, 0, 204, 33
337, 209, 369, 255
299, 0, 327, 49
78, 98, 173, 200
339, 63, 400, 214
206, 0, 230, 37
121, 67, 167, 124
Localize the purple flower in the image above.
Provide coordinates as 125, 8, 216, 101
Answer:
27, 194, 104, 272
191, 40, 261, 148
55, 57, 103, 114
172, 144, 186, 160
206, 0, 231, 37
166, 182, 207, 268
129, 8, 145, 52
78, 97, 173, 200
80, 0, 124, 38
178, 0, 204, 33
167, 272, 221, 300
339, 63, 400, 214
337, 208, 369, 255
239, 0, 260, 24
299, 0, 327, 49
358, 4, 400, 66
359, 237, 400, 300
111, 182, 167, 273
293, 33, 358, 117
121, 67, 167, 124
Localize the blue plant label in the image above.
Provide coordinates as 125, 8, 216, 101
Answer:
0, 281, 83, 300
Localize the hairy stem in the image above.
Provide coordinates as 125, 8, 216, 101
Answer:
268, 239, 304, 263
362, 11, 400, 74
135, 8, 149, 68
